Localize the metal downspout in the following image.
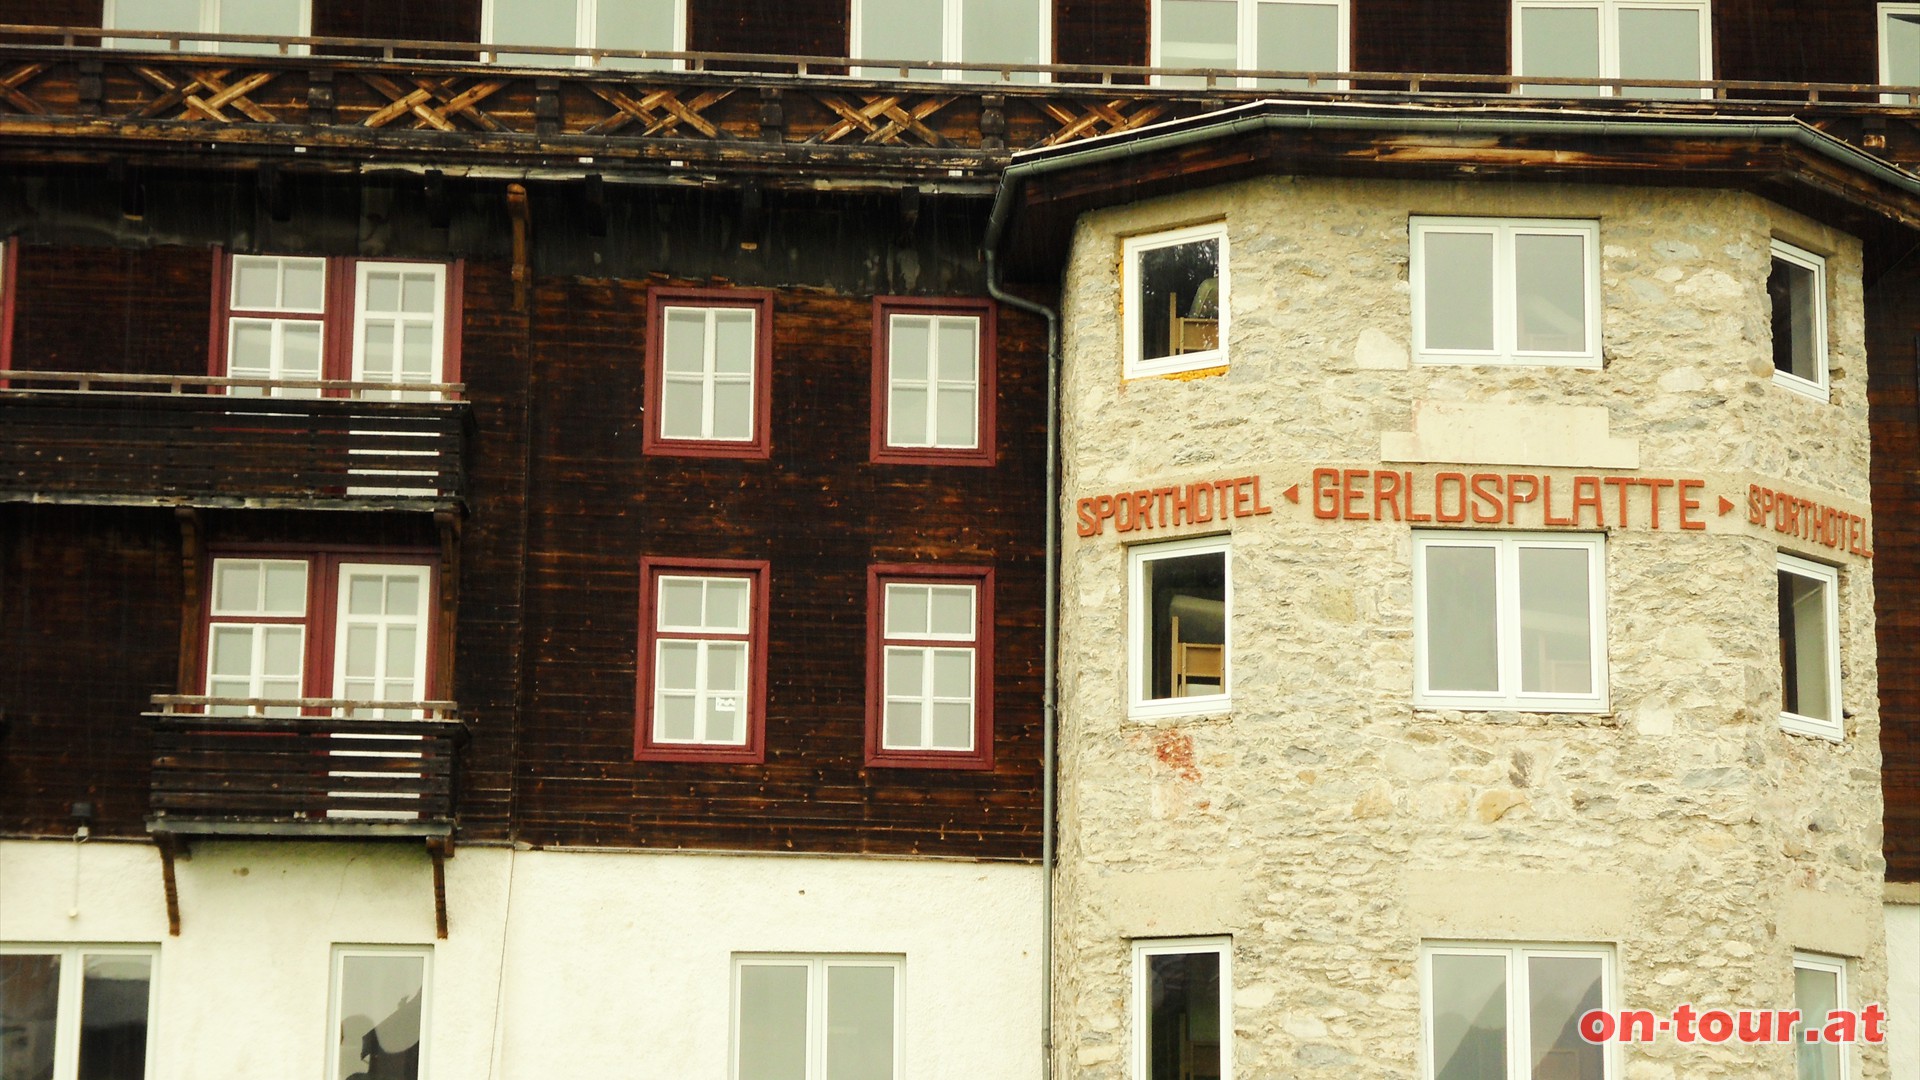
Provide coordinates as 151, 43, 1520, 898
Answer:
985, 245, 1059, 1080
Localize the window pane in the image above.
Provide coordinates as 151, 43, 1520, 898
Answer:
490, 0, 579, 63
263, 626, 305, 678
932, 648, 973, 698
659, 693, 697, 740
1769, 257, 1819, 382
343, 625, 378, 679
1255, 1, 1339, 88
1890, 14, 1920, 98
401, 325, 434, 377
1144, 951, 1222, 1080
1431, 953, 1507, 1080
336, 954, 425, 1080
1161, 0, 1238, 86
658, 641, 700, 691
963, 0, 1045, 81
859, 0, 944, 78
934, 388, 977, 448
385, 628, 418, 679
1780, 571, 1832, 721
890, 386, 930, 445
1514, 233, 1587, 353
706, 696, 740, 743
885, 699, 924, 747
738, 965, 809, 1080
1422, 232, 1496, 351
826, 965, 895, 1080
887, 585, 932, 636
930, 701, 973, 749
929, 586, 974, 636
349, 575, 384, 616
210, 626, 254, 677
661, 379, 705, 438
892, 318, 931, 382
218, 0, 306, 54
663, 310, 708, 373
713, 310, 756, 375
387, 577, 421, 617
596, 0, 677, 70
1146, 552, 1227, 701
1519, 6, 1602, 95
78, 954, 152, 1080
234, 258, 282, 309
1518, 546, 1593, 695
215, 561, 260, 613
660, 578, 706, 628
284, 259, 326, 310
706, 579, 751, 632
712, 381, 755, 440
886, 648, 924, 700
108, 0, 201, 35
1794, 965, 1842, 1080
937, 319, 979, 379
1528, 955, 1604, 1080
707, 642, 745, 693
230, 322, 274, 375
264, 563, 308, 614
1618, 7, 1701, 98
0, 953, 61, 1080
362, 323, 396, 381
283, 324, 323, 380
1425, 545, 1498, 693
1137, 237, 1221, 364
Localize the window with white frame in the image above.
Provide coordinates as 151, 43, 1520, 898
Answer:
1123, 223, 1228, 378
637, 558, 769, 761
1413, 532, 1607, 712
1514, 0, 1710, 98
0, 945, 157, 1080
1130, 537, 1229, 717
204, 555, 434, 718
645, 289, 773, 458
1133, 938, 1231, 1080
1153, 0, 1348, 87
219, 254, 455, 399
1778, 553, 1842, 740
484, 0, 683, 70
1792, 953, 1848, 1080
1769, 240, 1829, 400
1411, 217, 1600, 367
733, 955, 901, 1080
328, 946, 429, 1080
852, 0, 1049, 82
1422, 943, 1612, 1080
104, 0, 310, 54
869, 566, 994, 768
1882, 5, 1920, 102
873, 298, 994, 465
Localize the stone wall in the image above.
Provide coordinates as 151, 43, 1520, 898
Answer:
1053, 177, 1887, 1078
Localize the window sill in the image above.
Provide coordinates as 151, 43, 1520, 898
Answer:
1771, 371, 1831, 403
1412, 707, 1619, 727
1413, 353, 1602, 369
1126, 696, 1232, 725
1779, 713, 1845, 742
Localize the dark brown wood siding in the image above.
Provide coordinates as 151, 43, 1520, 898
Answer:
1056, 0, 1147, 70
1352, 0, 1510, 88
10, 245, 212, 379
691, 0, 847, 64
1714, 0, 1878, 86
1869, 263, 1920, 884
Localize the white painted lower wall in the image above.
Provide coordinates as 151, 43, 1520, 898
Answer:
0, 838, 1043, 1079
1888, 896, 1920, 1080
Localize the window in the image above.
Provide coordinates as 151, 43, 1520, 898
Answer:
1413, 532, 1607, 712
733, 955, 901, 1080
328, 946, 429, 1080
851, 0, 1049, 82
643, 288, 774, 459
1422, 943, 1613, 1080
483, 0, 684, 70
1883, 5, 1920, 102
1514, 0, 1710, 98
1769, 240, 1829, 401
867, 565, 994, 769
1152, 0, 1348, 87
216, 254, 458, 399
1778, 553, 1842, 740
203, 553, 436, 717
1132, 938, 1231, 1080
0, 945, 156, 1080
1793, 953, 1848, 1080
104, 0, 310, 54
871, 298, 995, 466
1410, 217, 1600, 367
1123, 223, 1229, 379
636, 558, 770, 762
1130, 537, 1229, 717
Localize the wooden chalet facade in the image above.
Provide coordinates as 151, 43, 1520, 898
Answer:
0, 1, 1915, 1078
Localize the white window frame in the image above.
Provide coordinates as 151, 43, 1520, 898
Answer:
481, 0, 688, 69
1128, 535, 1231, 720
1131, 937, 1233, 1080
0, 944, 159, 1080
1778, 552, 1843, 741
1769, 239, 1830, 402
1412, 531, 1609, 712
1792, 952, 1851, 1080
1410, 216, 1602, 367
1122, 222, 1230, 379
651, 572, 755, 746
1419, 942, 1617, 1080
351, 261, 449, 401
1512, 0, 1712, 98
332, 563, 433, 718
205, 556, 311, 716
1881, 4, 1920, 102
885, 311, 983, 451
1150, 0, 1351, 87
225, 255, 328, 396
103, 0, 313, 54
850, 0, 1053, 81
880, 580, 979, 752
657, 304, 760, 443
730, 954, 904, 1080
326, 945, 431, 1080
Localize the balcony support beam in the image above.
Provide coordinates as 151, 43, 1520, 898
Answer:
154, 832, 188, 937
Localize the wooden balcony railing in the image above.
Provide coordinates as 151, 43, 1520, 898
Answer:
0, 372, 470, 511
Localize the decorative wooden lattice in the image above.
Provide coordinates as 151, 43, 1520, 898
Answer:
0, 61, 48, 114
809, 92, 955, 147
1039, 97, 1174, 147
133, 64, 282, 122
356, 72, 510, 132
583, 84, 735, 138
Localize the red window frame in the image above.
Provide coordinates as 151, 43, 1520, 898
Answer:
642, 286, 775, 460
635, 556, 772, 763
865, 563, 995, 770
869, 297, 997, 467
207, 250, 464, 393
196, 547, 441, 707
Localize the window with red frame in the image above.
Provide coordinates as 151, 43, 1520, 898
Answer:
213, 253, 460, 398
202, 552, 437, 717
642, 287, 775, 459
866, 564, 994, 769
870, 297, 996, 466
635, 557, 770, 762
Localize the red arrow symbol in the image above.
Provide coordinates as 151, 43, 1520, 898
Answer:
1718, 496, 1735, 516
1283, 484, 1300, 504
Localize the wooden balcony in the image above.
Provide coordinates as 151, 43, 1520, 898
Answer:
0, 372, 470, 512
0, 27, 1915, 181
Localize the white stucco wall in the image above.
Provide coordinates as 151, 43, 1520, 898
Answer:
1888, 896, 1920, 1080
0, 838, 1043, 1078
